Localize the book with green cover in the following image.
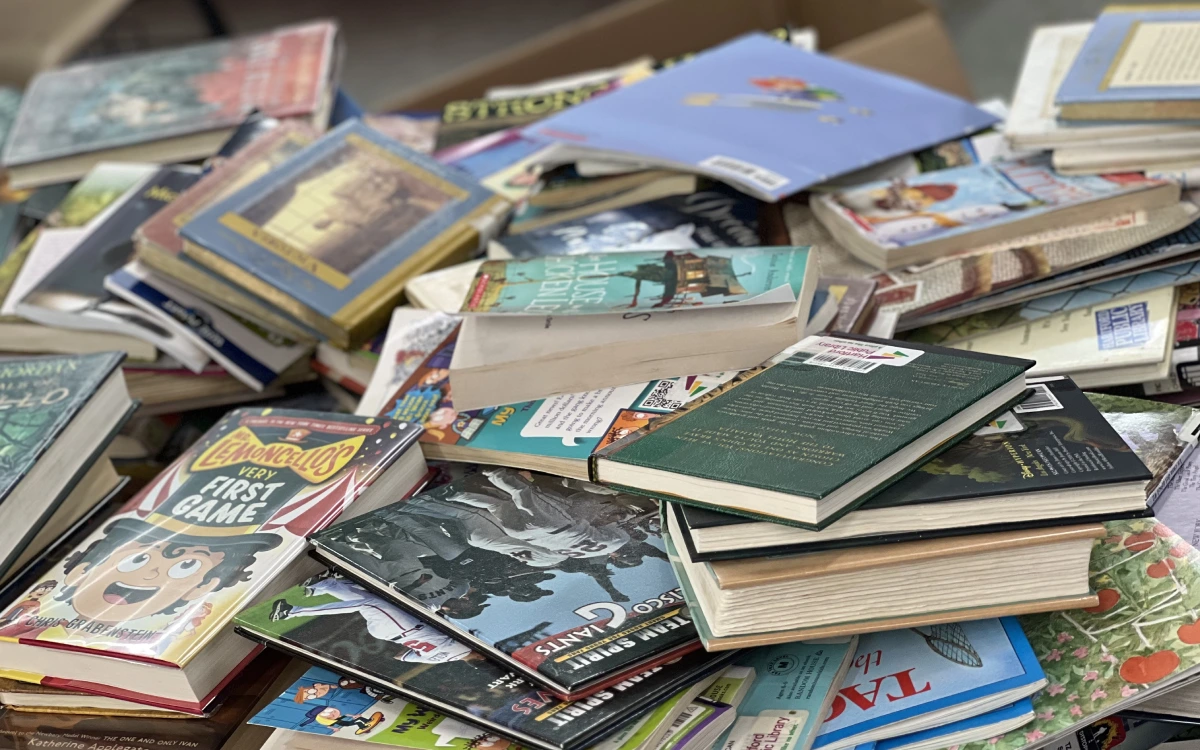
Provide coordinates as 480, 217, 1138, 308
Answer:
590, 334, 1033, 529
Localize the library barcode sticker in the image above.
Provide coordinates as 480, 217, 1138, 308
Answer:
785, 337, 925, 374
1013, 383, 1063, 413
699, 155, 789, 193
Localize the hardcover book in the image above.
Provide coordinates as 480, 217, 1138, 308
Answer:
810, 157, 1179, 269
813, 618, 1045, 750
0, 408, 426, 713
494, 185, 763, 258
179, 120, 510, 348
234, 574, 736, 750
310, 468, 699, 698
591, 334, 1033, 529
1, 21, 338, 188
522, 33, 998, 201
675, 376, 1154, 559
1056, 5, 1200, 121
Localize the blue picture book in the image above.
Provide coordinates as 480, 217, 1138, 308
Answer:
812, 618, 1045, 750
179, 119, 509, 348
873, 699, 1035, 750
713, 639, 858, 750
522, 33, 998, 201
1056, 5, 1200, 121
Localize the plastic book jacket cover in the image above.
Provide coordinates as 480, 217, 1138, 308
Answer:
234, 573, 735, 750
1056, 6, 1200, 107
498, 186, 762, 258
814, 618, 1044, 750
464, 247, 810, 314
311, 468, 697, 693
1, 22, 336, 167
713, 640, 857, 750
0, 409, 421, 667
250, 664, 520, 749
817, 157, 1168, 250
179, 120, 508, 347
523, 33, 998, 200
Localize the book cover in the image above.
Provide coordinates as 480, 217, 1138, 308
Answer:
592, 334, 1033, 528
234, 574, 736, 750
0, 409, 421, 667
104, 261, 313, 391
814, 157, 1169, 251
497, 186, 763, 258
438, 80, 617, 150
873, 698, 1035, 750
463, 247, 811, 314
0, 87, 20, 152
813, 618, 1044, 750
954, 518, 1200, 750
1, 22, 336, 168
821, 277, 877, 334
250, 665, 520, 749
1056, 6, 1200, 116
523, 33, 998, 201
356, 309, 461, 417
712, 640, 857, 750
310, 468, 697, 695
0, 353, 125, 573
0, 651, 289, 750
179, 120, 509, 348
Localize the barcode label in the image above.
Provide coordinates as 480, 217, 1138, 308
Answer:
1013, 383, 1063, 413
699, 155, 789, 192
805, 352, 881, 373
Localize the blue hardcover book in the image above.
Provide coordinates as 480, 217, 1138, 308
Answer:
874, 699, 1035, 750
497, 185, 762, 257
813, 618, 1046, 750
1056, 5, 1200, 121
712, 640, 857, 750
179, 119, 510, 348
523, 33, 998, 201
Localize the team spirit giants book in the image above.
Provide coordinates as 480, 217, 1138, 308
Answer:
0, 22, 338, 189
310, 468, 700, 698
234, 574, 736, 750
590, 334, 1033, 529
0, 409, 427, 714
180, 120, 510, 348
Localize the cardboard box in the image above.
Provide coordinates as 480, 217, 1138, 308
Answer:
385, 0, 971, 111
0, 0, 131, 86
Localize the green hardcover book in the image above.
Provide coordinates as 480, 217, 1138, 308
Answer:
590, 334, 1033, 529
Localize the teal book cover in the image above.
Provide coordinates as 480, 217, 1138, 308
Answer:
463, 247, 811, 314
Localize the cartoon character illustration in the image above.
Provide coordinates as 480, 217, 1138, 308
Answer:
294, 680, 338, 703
269, 574, 480, 664
683, 77, 846, 113
301, 705, 385, 735
749, 77, 841, 101
0, 580, 57, 626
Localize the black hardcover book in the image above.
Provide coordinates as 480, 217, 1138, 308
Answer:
680, 376, 1156, 560
235, 573, 734, 750
308, 468, 699, 698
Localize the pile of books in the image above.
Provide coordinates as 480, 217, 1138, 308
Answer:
5, 6, 1200, 750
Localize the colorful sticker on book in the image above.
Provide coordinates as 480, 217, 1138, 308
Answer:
779, 336, 925, 373
1095, 302, 1152, 351
974, 410, 1026, 436
637, 371, 739, 412
596, 409, 661, 451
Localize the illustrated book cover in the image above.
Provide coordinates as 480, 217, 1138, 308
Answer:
0, 21, 338, 188
179, 119, 510, 348
234, 573, 736, 750
590, 334, 1033, 529
0, 408, 425, 713
310, 467, 699, 697
522, 33, 998, 201
813, 618, 1045, 750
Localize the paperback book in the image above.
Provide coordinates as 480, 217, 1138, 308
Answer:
235, 574, 736, 750
310, 468, 698, 697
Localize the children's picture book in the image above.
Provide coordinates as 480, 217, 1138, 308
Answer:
180, 120, 510, 348
0, 409, 425, 712
1056, 5, 1200, 121
355, 308, 461, 417
523, 33, 998, 201
814, 618, 1045, 750
495, 186, 762, 258
250, 665, 519, 749
310, 468, 697, 697
463, 247, 812, 314
711, 640, 857, 750
234, 574, 736, 750
1, 22, 338, 187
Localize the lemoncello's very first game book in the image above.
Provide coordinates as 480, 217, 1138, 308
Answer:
0, 409, 426, 713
